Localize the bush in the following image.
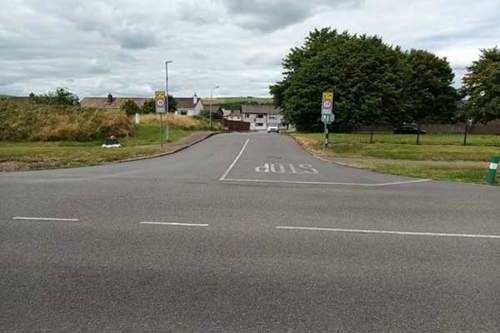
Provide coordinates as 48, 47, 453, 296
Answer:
120, 99, 141, 116
0, 99, 134, 141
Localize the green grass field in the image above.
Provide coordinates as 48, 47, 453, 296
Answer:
0, 124, 195, 171
290, 132, 500, 185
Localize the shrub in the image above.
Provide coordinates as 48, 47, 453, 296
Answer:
120, 99, 141, 116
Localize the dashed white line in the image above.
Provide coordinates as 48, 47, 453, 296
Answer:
12, 216, 79, 222
140, 222, 209, 227
219, 138, 250, 181
276, 226, 500, 240
221, 178, 431, 187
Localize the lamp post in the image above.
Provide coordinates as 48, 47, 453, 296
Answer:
209, 85, 219, 129
165, 60, 173, 142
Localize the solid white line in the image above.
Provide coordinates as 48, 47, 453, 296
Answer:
12, 216, 79, 222
276, 226, 500, 240
140, 222, 209, 227
221, 177, 431, 187
219, 138, 250, 181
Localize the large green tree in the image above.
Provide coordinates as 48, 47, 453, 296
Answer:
270, 28, 457, 131
462, 47, 500, 123
402, 49, 457, 125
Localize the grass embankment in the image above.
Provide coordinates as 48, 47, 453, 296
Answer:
0, 112, 216, 171
290, 132, 500, 185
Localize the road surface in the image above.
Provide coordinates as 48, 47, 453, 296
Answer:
1, 132, 499, 332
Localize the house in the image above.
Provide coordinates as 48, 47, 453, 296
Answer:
174, 94, 204, 116
81, 93, 204, 116
80, 94, 148, 109
240, 104, 285, 131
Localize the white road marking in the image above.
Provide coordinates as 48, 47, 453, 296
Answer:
219, 138, 250, 181
221, 178, 431, 187
140, 222, 209, 227
12, 216, 79, 222
276, 226, 500, 240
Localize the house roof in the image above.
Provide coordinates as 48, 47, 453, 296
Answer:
241, 104, 282, 115
80, 97, 149, 109
176, 97, 203, 109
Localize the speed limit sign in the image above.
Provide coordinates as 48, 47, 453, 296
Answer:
155, 91, 166, 113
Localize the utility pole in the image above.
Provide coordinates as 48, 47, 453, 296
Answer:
209, 85, 219, 130
165, 60, 172, 142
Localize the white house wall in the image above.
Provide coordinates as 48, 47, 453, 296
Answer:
242, 113, 284, 131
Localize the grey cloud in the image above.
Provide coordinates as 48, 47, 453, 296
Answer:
221, 0, 362, 32
0, 0, 497, 98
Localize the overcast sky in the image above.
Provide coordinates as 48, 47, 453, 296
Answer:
1, 0, 498, 98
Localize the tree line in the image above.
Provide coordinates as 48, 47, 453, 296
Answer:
270, 28, 499, 131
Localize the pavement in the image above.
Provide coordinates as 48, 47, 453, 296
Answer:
1, 132, 499, 332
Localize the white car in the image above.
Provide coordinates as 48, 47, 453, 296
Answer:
267, 125, 279, 133
102, 137, 121, 148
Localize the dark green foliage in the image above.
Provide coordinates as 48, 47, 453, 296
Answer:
141, 99, 155, 114
120, 99, 141, 116
270, 28, 458, 131
401, 49, 457, 124
30, 88, 80, 106
462, 47, 500, 123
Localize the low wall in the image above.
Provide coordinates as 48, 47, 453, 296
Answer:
224, 119, 250, 131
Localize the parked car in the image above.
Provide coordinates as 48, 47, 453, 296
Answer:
394, 123, 426, 134
102, 136, 121, 148
267, 125, 280, 133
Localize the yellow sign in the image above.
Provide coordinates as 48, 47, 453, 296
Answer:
322, 92, 333, 101
155, 91, 165, 99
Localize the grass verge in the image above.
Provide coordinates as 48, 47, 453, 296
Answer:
0, 124, 199, 171
290, 132, 500, 185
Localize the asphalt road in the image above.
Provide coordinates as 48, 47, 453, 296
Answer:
1, 132, 499, 332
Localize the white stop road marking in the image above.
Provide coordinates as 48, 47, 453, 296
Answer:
255, 163, 319, 175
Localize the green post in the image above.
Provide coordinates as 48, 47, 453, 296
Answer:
487, 155, 498, 185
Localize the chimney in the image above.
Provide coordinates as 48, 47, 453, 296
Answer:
193, 93, 198, 105
107, 93, 113, 104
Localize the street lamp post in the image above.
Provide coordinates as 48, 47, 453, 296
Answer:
209, 85, 219, 129
165, 60, 173, 142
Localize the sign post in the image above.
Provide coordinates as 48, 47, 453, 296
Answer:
155, 91, 166, 150
321, 92, 334, 148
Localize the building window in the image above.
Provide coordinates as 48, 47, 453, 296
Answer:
257, 114, 264, 118
269, 116, 275, 120
180, 110, 188, 115
256, 122, 264, 127
245, 113, 249, 118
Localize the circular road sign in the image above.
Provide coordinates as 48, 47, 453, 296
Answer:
156, 99, 165, 107
323, 100, 332, 109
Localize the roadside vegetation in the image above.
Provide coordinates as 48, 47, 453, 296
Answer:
290, 132, 500, 184
0, 96, 219, 171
